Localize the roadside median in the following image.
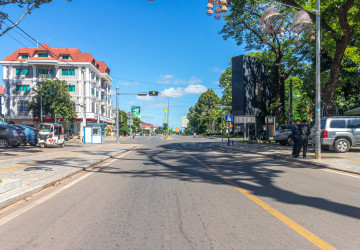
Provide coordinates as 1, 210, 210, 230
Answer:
216, 141, 360, 175
0, 143, 139, 210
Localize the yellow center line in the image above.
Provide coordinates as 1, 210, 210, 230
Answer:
180, 147, 336, 250
0, 144, 123, 173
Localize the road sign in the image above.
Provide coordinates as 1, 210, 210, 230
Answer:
127, 112, 134, 119
164, 108, 168, 112
131, 106, 141, 118
226, 125, 230, 129
225, 115, 233, 122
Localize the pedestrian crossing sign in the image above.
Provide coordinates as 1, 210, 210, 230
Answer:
225, 115, 233, 122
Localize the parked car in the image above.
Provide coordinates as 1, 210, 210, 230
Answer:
10, 125, 38, 146
0, 124, 22, 148
311, 116, 360, 153
273, 125, 294, 146
8, 125, 28, 146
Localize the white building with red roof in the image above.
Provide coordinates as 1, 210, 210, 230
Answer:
141, 122, 158, 133
0, 44, 114, 133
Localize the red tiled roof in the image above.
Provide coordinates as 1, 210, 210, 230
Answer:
141, 122, 155, 128
0, 85, 3, 95
1, 43, 110, 74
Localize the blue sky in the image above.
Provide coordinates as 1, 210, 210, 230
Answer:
0, 0, 244, 129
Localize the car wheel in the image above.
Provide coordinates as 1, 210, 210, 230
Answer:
0, 138, 9, 148
333, 138, 350, 153
287, 137, 294, 146
39, 143, 45, 148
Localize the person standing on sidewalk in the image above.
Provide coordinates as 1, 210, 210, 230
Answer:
291, 120, 301, 158
300, 120, 311, 158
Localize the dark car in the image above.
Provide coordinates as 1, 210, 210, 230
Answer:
0, 124, 22, 148
11, 125, 38, 146
8, 125, 28, 146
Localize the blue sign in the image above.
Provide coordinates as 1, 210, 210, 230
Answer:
159, 126, 163, 130
236, 126, 241, 129
226, 125, 230, 129
225, 115, 233, 122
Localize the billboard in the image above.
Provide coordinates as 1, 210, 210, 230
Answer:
181, 116, 189, 128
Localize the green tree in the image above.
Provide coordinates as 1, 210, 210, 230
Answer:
222, 0, 360, 117
131, 117, 141, 133
187, 89, 220, 134
118, 110, 129, 135
28, 79, 76, 120
219, 67, 232, 107
0, 0, 71, 38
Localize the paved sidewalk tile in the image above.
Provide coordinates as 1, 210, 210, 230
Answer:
0, 142, 139, 209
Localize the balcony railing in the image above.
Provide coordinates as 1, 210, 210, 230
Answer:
38, 74, 54, 79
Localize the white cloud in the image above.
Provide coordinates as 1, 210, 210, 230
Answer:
157, 74, 174, 84
160, 87, 184, 97
160, 84, 207, 98
136, 95, 155, 101
188, 77, 202, 84
210, 66, 225, 73
184, 85, 207, 95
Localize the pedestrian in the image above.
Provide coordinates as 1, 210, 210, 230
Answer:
300, 119, 311, 158
291, 120, 301, 158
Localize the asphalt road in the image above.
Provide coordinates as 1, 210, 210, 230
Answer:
0, 136, 359, 249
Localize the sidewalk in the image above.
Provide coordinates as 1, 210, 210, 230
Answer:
216, 141, 360, 175
0, 142, 139, 210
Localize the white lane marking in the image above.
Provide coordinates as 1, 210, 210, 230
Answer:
0, 146, 140, 227
321, 168, 360, 179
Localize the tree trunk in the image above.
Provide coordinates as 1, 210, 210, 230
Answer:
271, 63, 285, 125
322, 32, 354, 116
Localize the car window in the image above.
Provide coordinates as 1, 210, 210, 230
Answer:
321, 119, 326, 129
348, 119, 360, 129
330, 120, 346, 128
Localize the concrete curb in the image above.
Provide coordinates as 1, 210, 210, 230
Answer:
215, 144, 360, 176
0, 145, 139, 211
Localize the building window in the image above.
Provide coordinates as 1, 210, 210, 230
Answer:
38, 53, 48, 57
38, 69, 54, 76
16, 68, 30, 75
21, 54, 29, 59
92, 88, 95, 95
62, 55, 69, 59
17, 100, 29, 112
16, 85, 30, 92
62, 69, 75, 76
92, 102, 95, 113
96, 91, 99, 97
66, 85, 75, 92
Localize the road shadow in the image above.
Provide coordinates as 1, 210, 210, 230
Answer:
90, 140, 360, 221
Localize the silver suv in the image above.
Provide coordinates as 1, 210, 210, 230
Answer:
314, 116, 360, 153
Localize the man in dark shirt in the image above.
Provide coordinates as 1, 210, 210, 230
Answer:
291, 120, 301, 158
299, 120, 311, 158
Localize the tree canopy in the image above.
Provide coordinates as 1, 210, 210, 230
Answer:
28, 79, 77, 120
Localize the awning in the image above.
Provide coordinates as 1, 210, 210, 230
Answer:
344, 107, 360, 115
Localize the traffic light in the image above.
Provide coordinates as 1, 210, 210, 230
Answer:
149, 91, 159, 96
208, 105, 214, 109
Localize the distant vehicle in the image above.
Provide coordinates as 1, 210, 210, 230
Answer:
38, 123, 65, 148
0, 124, 22, 148
10, 124, 38, 146
273, 125, 294, 146
311, 116, 360, 153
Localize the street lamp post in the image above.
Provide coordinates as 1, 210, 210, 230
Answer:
315, 0, 321, 159
116, 86, 119, 144
261, 1, 321, 159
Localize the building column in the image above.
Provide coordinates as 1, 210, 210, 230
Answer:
55, 65, 60, 78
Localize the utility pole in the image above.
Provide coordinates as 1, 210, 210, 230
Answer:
167, 97, 169, 137
80, 68, 86, 143
315, 0, 321, 159
289, 79, 293, 124
40, 87, 43, 123
116, 86, 119, 144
